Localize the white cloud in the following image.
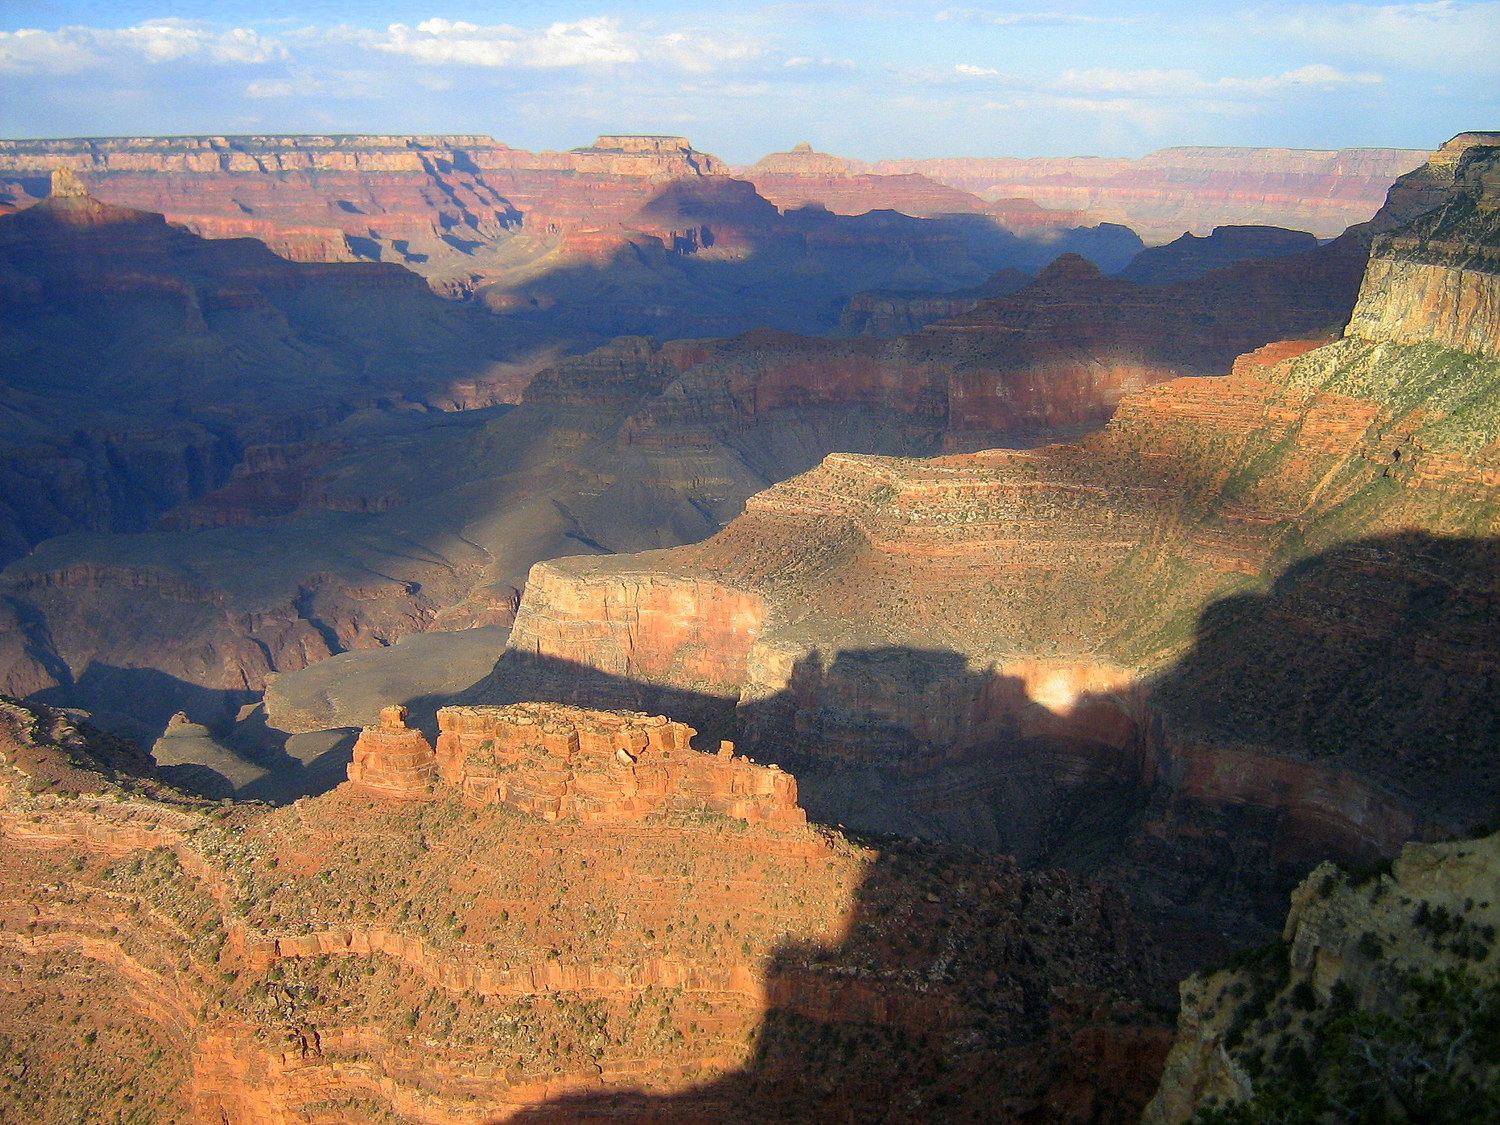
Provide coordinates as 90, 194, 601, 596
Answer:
954, 63, 1000, 77
0, 20, 283, 72
526, 19, 639, 67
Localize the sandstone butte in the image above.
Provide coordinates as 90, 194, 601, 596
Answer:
0, 692, 1172, 1123
0, 154, 1373, 739
482, 133, 1500, 945
872, 145, 1434, 242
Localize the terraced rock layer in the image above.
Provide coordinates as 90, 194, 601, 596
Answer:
487, 135, 1500, 933
0, 694, 1169, 1124
0, 183, 1365, 745
0, 133, 1143, 340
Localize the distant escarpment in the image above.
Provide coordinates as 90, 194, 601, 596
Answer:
0, 172, 557, 568
484, 135, 1500, 939
876, 146, 1432, 241
0, 134, 1144, 340
0, 693, 1169, 1124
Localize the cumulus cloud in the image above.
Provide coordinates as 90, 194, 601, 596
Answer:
0, 19, 283, 72
954, 63, 1000, 77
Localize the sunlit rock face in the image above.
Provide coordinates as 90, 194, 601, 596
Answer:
0, 132, 1144, 342
0, 693, 1170, 1125
488, 135, 1500, 935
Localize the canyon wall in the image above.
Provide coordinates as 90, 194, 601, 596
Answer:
875, 145, 1432, 241
491, 134, 1500, 932
0, 133, 1144, 340
0, 186, 1366, 743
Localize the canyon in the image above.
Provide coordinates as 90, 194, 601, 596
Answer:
478, 133, 1500, 943
0, 693, 1170, 1124
0, 134, 1143, 341
0, 122, 1495, 1123
0, 154, 1376, 747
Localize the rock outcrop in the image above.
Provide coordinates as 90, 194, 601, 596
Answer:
877, 146, 1433, 241
482, 135, 1500, 938
1345, 131, 1500, 357
426, 703, 805, 826
345, 704, 439, 799
0, 692, 1168, 1123
1144, 829, 1500, 1123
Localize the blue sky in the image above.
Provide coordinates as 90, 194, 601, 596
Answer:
1, 2, 1495, 161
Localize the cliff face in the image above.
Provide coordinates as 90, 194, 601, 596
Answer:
0, 133, 1143, 341
0, 693, 1169, 1124
1345, 132, 1500, 356
353, 701, 808, 827
1144, 830, 1500, 1123
0, 188, 1365, 743
0, 175, 554, 569
489, 135, 1500, 936
876, 146, 1432, 241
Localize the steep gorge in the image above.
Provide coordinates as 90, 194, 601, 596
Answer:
482, 133, 1500, 937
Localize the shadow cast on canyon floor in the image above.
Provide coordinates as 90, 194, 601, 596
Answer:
452, 531, 1500, 1123
504, 830, 1171, 1125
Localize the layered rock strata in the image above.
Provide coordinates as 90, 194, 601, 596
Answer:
485, 135, 1500, 931
877, 146, 1432, 241
0, 173, 551, 566
428, 703, 805, 826
0, 133, 1143, 340
0, 186, 1363, 741
345, 704, 439, 799
0, 693, 1168, 1124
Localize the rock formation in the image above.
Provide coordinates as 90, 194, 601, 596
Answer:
738, 142, 1093, 230
876, 146, 1433, 241
480, 134, 1500, 939
345, 704, 439, 799
1114, 225, 1318, 286
0, 173, 556, 568
428, 703, 805, 827
0, 692, 1168, 1124
0, 133, 1143, 340
1144, 829, 1500, 1122
0, 178, 1364, 746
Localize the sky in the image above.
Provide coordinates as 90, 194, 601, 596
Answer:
0, 1, 1495, 162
